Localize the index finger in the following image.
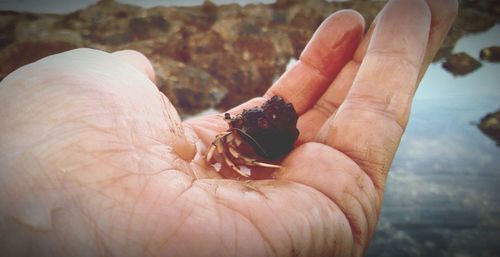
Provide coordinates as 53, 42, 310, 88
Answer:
265, 10, 365, 114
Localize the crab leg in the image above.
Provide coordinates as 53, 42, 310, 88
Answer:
217, 136, 250, 177
226, 142, 282, 169
205, 132, 249, 177
205, 142, 217, 163
206, 132, 230, 163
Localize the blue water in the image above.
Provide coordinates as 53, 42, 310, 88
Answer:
366, 24, 500, 257
399, 24, 500, 178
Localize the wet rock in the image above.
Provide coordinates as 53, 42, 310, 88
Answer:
455, 7, 496, 33
434, 0, 500, 62
128, 15, 170, 41
0, 12, 17, 50
478, 109, 500, 146
479, 46, 500, 62
442, 52, 482, 76
0, 41, 78, 80
153, 57, 227, 118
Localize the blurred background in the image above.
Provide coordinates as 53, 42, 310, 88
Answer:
0, 0, 499, 256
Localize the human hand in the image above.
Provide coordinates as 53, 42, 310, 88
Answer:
0, 0, 456, 256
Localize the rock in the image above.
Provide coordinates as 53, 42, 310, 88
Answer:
455, 7, 496, 33
442, 52, 482, 76
0, 12, 17, 50
434, 0, 500, 62
479, 46, 500, 62
478, 109, 500, 145
0, 41, 78, 79
153, 57, 227, 118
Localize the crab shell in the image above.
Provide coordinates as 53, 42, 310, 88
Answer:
229, 95, 299, 160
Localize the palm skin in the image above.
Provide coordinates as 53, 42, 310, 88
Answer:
0, 1, 456, 256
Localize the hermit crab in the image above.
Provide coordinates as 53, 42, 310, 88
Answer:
206, 95, 299, 177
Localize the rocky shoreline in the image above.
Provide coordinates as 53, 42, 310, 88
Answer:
0, 0, 499, 116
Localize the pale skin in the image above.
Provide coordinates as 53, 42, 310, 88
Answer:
0, 0, 457, 256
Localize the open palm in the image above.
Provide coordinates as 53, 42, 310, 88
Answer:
0, 1, 456, 256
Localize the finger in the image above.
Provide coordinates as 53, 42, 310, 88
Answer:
112, 50, 156, 83
320, 0, 432, 190
312, 0, 457, 145
265, 10, 365, 114
417, 0, 458, 83
297, 20, 377, 142
314, 0, 457, 115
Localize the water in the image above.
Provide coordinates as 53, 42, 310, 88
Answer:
366, 24, 500, 257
